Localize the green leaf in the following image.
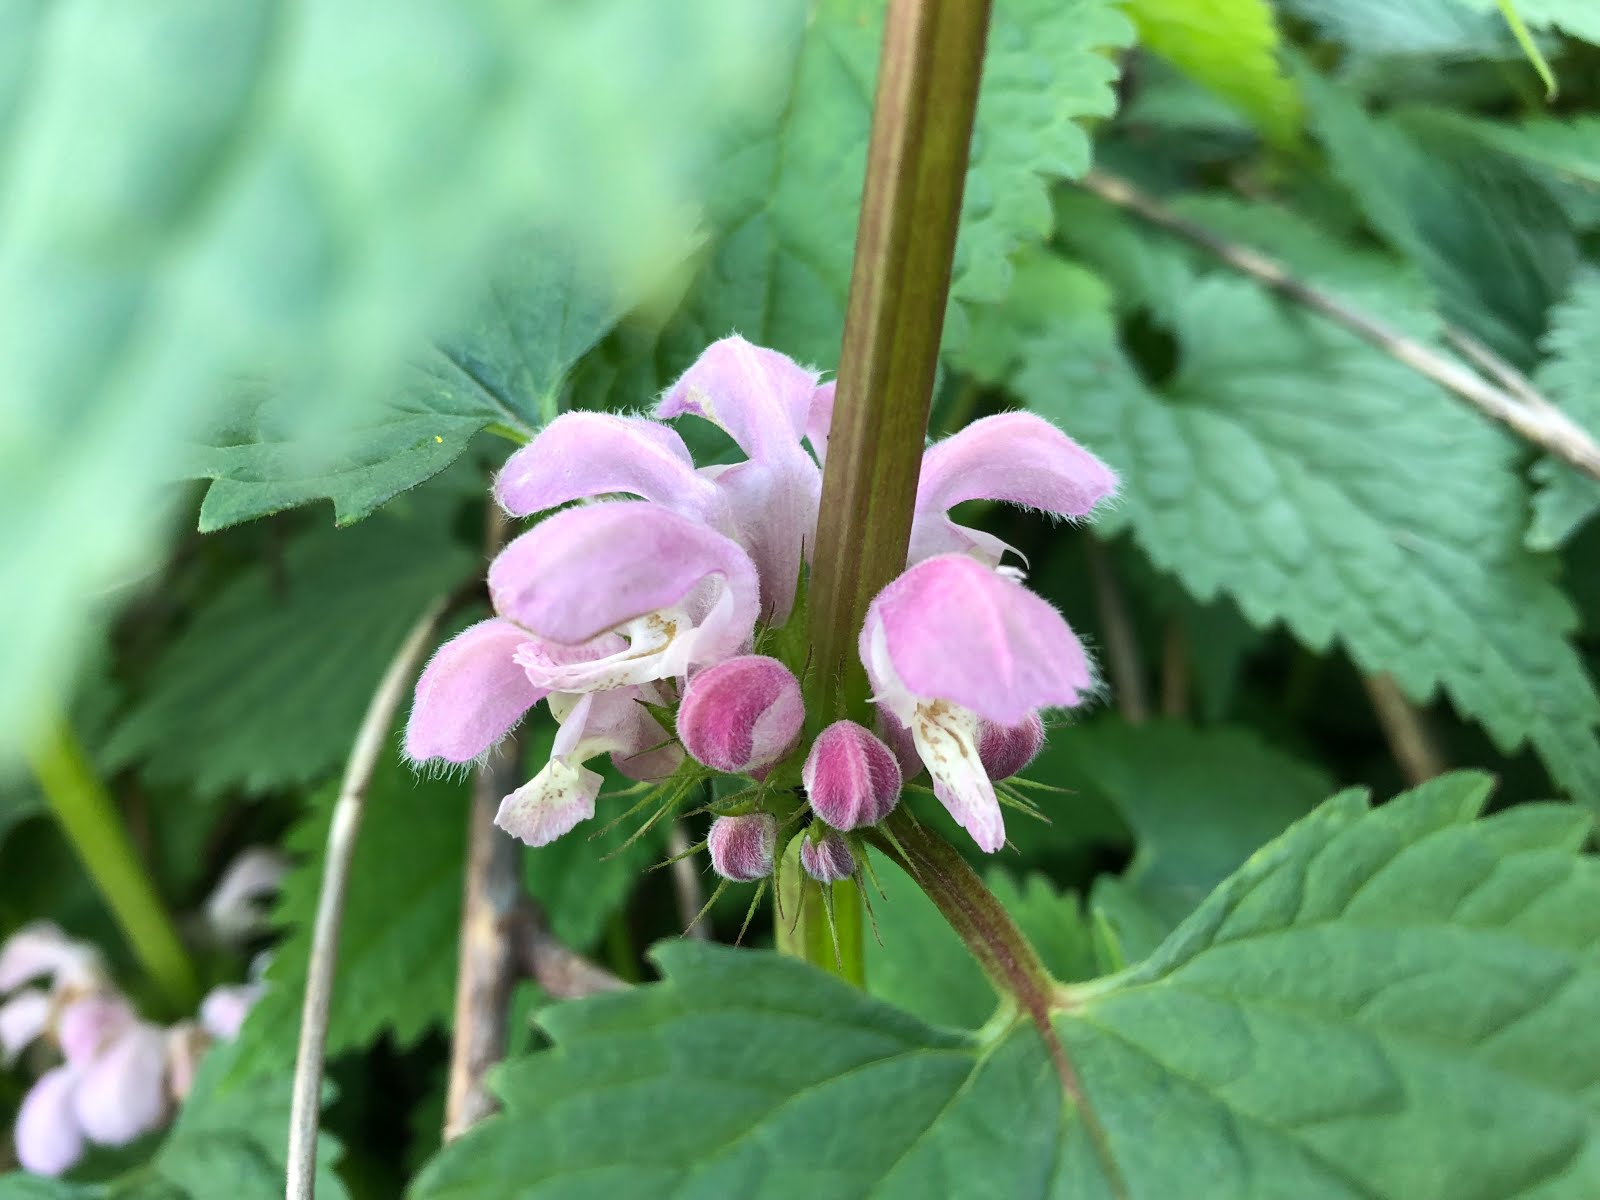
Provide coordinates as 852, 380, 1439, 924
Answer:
185, 240, 636, 531
1453, 0, 1600, 43
1123, 0, 1300, 146
590, 0, 1131, 397
103, 496, 474, 797
412, 771, 1600, 1197
1302, 76, 1577, 367
1277, 0, 1515, 58
0, 0, 795, 768
229, 748, 468, 1078
1529, 269, 1600, 549
1023, 194, 1600, 803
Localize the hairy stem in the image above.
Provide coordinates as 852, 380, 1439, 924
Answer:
286, 599, 447, 1200
808, 0, 994, 723
28, 716, 199, 1011
1080, 169, 1600, 483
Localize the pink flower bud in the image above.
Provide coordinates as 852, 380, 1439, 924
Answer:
802, 720, 901, 831
978, 712, 1046, 781
677, 655, 804, 774
707, 813, 777, 882
799, 831, 855, 883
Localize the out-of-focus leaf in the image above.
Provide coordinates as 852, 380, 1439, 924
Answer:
1024, 194, 1600, 803
1529, 271, 1600, 549
1277, 0, 1515, 58
1123, 0, 1300, 146
228, 748, 468, 1079
411, 772, 1600, 1197
0, 0, 797, 768
104, 495, 474, 797
1454, 0, 1600, 43
1303, 77, 1576, 367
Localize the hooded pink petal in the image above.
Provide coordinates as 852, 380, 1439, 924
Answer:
405, 618, 549, 763
73, 1021, 169, 1145
199, 983, 261, 1041
805, 381, 835, 466
490, 502, 760, 685
656, 335, 816, 458
15, 1066, 85, 1176
677, 655, 804, 775
861, 554, 1093, 727
0, 990, 49, 1063
57, 996, 136, 1067
0, 923, 100, 994
203, 848, 288, 945
909, 412, 1117, 564
494, 412, 730, 527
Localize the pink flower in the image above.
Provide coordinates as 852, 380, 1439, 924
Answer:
657, 336, 828, 623
490, 501, 760, 692
860, 554, 1094, 852
676, 655, 804, 775
405, 617, 553, 765
908, 412, 1116, 566
707, 813, 778, 882
494, 685, 675, 847
977, 713, 1046, 781
203, 848, 288, 945
802, 721, 902, 831
799, 830, 855, 883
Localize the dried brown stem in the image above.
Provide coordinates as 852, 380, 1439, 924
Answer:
287, 599, 448, 1200
1362, 673, 1447, 786
1080, 170, 1600, 483
1160, 622, 1190, 719
666, 821, 710, 941
516, 911, 628, 1000
1086, 539, 1149, 724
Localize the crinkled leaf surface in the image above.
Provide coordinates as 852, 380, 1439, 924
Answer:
1123, 0, 1300, 146
588, 0, 1131, 402
1276, 0, 1514, 57
1022, 194, 1600, 804
411, 772, 1600, 1198
103, 495, 474, 797
1529, 269, 1600, 549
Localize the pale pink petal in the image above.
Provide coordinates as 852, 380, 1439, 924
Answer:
707, 813, 777, 882
405, 618, 549, 763
199, 983, 261, 1041
15, 1066, 86, 1176
0, 990, 50, 1063
0, 923, 100, 993
709, 457, 819, 624
56, 996, 136, 1067
806, 381, 835, 465
861, 554, 1093, 726
491, 503, 760, 686
204, 848, 288, 944
656, 335, 817, 459
909, 412, 1117, 564
677, 656, 803, 774
803, 721, 901, 831
73, 1022, 169, 1146
495, 412, 729, 526
914, 702, 1007, 853
494, 760, 601, 847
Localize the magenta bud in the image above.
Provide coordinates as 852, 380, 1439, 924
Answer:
707, 813, 777, 882
677, 655, 804, 774
799, 831, 855, 883
802, 720, 902, 831
978, 712, 1046, 781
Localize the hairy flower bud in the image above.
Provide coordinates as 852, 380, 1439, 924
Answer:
799, 830, 855, 883
977, 712, 1046, 781
677, 655, 804, 774
707, 813, 777, 882
802, 721, 902, 831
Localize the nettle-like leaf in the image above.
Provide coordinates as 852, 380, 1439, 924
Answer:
185, 241, 636, 531
104, 496, 476, 797
1276, 0, 1515, 58
589, 0, 1131, 401
1122, 0, 1300, 146
1454, 0, 1600, 43
1529, 270, 1600, 549
230, 748, 469, 1078
0, 0, 795, 766
411, 772, 1600, 1198
1021, 193, 1600, 803
1303, 75, 1576, 368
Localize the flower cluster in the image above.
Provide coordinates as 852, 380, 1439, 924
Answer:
0, 851, 280, 1175
406, 336, 1114, 880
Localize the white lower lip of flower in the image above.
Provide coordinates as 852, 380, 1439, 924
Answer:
909, 699, 1005, 853
494, 758, 602, 847
518, 610, 690, 692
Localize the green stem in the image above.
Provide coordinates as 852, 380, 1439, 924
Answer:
775, 839, 865, 984
27, 715, 199, 1010
807, 0, 994, 725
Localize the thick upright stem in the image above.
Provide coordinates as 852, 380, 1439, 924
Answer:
28, 716, 199, 1011
808, 0, 993, 723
